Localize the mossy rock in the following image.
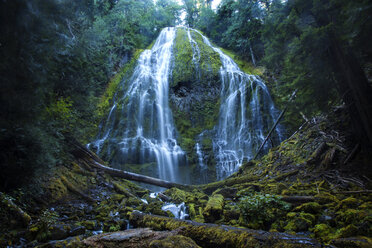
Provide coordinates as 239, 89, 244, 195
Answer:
143, 202, 165, 216
212, 187, 238, 199
110, 194, 126, 202
149, 235, 201, 248
203, 194, 224, 223
81, 220, 97, 230
284, 212, 315, 232
312, 224, 333, 242
336, 209, 370, 226
294, 202, 322, 214
336, 197, 361, 210
163, 188, 188, 203
223, 208, 240, 222
336, 224, 359, 238
163, 188, 207, 205
121, 197, 143, 208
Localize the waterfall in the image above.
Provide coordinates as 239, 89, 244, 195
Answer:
187, 28, 201, 72
194, 30, 284, 180
91, 27, 186, 183
91, 27, 284, 184
195, 143, 205, 169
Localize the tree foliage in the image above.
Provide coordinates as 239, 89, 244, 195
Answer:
194, 0, 372, 141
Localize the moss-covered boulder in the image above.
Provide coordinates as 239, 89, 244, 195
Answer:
294, 202, 322, 214
203, 194, 224, 223
284, 212, 315, 232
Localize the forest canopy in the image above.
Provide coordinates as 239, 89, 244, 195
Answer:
0, 0, 371, 191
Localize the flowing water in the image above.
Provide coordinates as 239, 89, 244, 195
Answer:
89, 27, 186, 183
194, 30, 284, 180
90, 27, 284, 183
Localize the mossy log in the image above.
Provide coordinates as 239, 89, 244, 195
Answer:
130, 211, 328, 248
198, 175, 259, 194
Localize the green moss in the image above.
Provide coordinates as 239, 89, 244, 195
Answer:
312, 224, 333, 242
97, 49, 144, 119
81, 220, 96, 230
336, 224, 359, 238
110, 194, 125, 202
294, 202, 322, 214
219, 47, 264, 76
336, 209, 369, 225
149, 235, 201, 248
336, 197, 361, 210
203, 194, 224, 223
130, 212, 318, 248
163, 188, 188, 203
169, 28, 223, 165
284, 212, 315, 232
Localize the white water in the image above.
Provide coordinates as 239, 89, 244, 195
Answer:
187, 28, 201, 71
194, 30, 284, 179
87, 104, 116, 154
90, 27, 186, 183
195, 143, 205, 169
162, 202, 188, 220
91, 27, 284, 183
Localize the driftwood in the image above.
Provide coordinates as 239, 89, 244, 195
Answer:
90, 161, 192, 190
254, 90, 297, 160
130, 211, 327, 248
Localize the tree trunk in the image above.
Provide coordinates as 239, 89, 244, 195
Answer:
329, 36, 372, 147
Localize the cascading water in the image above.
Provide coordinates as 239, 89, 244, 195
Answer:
90, 27, 284, 184
90, 27, 186, 183
194, 30, 284, 180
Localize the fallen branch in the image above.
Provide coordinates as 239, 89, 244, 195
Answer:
130, 211, 326, 248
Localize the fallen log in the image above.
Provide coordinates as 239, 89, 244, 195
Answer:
90, 161, 192, 190
129, 211, 328, 248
